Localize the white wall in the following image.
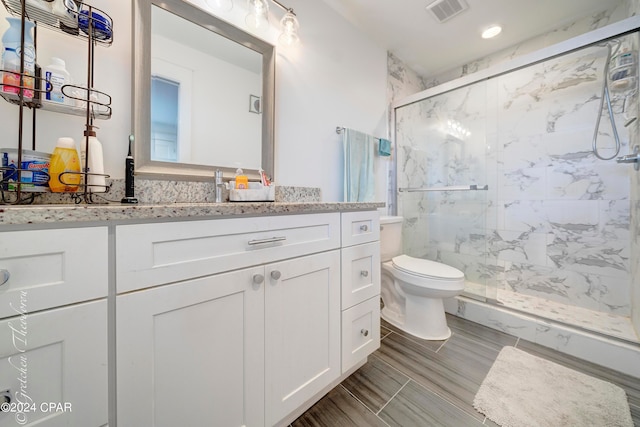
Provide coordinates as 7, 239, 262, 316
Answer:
0, 0, 389, 202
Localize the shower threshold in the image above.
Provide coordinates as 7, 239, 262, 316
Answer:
464, 286, 638, 344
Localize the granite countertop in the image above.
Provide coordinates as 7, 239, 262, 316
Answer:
0, 201, 385, 225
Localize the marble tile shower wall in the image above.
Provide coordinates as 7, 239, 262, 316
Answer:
397, 40, 638, 317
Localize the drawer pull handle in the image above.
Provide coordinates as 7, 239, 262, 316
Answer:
361, 329, 369, 337
360, 225, 369, 232
252, 274, 265, 285
248, 236, 287, 246
270, 270, 282, 280
360, 270, 369, 277
0, 270, 9, 287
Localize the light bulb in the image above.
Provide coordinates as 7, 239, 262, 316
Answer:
246, 0, 269, 30
278, 11, 299, 46
206, 0, 233, 11
482, 25, 502, 39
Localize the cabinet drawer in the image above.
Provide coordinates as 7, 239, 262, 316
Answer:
116, 213, 340, 293
341, 211, 379, 247
0, 227, 108, 319
341, 241, 380, 309
341, 296, 380, 373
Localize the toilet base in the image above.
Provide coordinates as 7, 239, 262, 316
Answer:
381, 296, 452, 341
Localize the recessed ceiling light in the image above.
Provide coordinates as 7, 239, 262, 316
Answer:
482, 25, 502, 39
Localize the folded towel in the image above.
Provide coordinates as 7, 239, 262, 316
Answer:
343, 128, 375, 202
379, 138, 392, 156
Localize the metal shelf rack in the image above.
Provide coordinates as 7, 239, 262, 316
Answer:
0, 0, 113, 204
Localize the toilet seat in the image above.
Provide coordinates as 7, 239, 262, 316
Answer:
391, 255, 464, 281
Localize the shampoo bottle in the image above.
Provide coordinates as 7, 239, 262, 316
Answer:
80, 127, 106, 192
49, 137, 81, 192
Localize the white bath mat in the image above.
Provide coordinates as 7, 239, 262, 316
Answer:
473, 346, 633, 427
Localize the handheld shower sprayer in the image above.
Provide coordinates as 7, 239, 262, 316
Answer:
592, 40, 624, 161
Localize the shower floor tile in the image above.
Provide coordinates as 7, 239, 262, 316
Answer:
495, 288, 639, 343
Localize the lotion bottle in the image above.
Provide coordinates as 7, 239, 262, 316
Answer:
80, 127, 106, 192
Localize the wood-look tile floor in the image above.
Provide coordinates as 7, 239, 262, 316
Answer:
292, 314, 640, 427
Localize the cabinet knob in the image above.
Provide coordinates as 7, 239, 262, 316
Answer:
360, 270, 369, 277
252, 274, 264, 285
360, 329, 369, 337
0, 270, 9, 287
360, 224, 369, 232
270, 270, 281, 280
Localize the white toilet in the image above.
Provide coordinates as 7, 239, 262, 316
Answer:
380, 216, 465, 340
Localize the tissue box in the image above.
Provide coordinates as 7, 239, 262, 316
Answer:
229, 182, 275, 202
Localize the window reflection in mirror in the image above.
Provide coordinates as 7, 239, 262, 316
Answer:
150, 5, 263, 169
151, 76, 179, 162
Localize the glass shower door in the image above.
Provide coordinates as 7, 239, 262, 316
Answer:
395, 80, 494, 302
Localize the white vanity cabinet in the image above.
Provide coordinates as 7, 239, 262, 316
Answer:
115, 213, 342, 427
340, 211, 381, 373
264, 250, 340, 426
0, 227, 108, 427
116, 265, 266, 427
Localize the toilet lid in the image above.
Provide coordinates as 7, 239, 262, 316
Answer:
391, 255, 464, 280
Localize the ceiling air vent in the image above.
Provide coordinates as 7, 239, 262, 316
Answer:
426, 0, 469, 23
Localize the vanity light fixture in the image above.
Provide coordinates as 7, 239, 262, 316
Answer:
205, 0, 233, 11
245, 0, 270, 30
482, 25, 502, 39
211, 0, 300, 44
245, 0, 300, 45
278, 9, 299, 46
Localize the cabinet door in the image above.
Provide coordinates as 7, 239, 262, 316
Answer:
116, 267, 265, 427
265, 251, 341, 426
0, 300, 107, 427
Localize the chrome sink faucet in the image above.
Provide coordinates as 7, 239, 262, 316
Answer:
215, 169, 224, 202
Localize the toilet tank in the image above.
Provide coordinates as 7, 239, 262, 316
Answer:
380, 216, 404, 262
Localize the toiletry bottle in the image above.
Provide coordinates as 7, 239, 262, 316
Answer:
235, 168, 248, 189
27, 0, 53, 13
52, 0, 79, 29
80, 127, 106, 192
49, 137, 81, 192
2, 17, 36, 99
43, 57, 72, 105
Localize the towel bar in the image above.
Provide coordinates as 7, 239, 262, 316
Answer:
398, 184, 489, 192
